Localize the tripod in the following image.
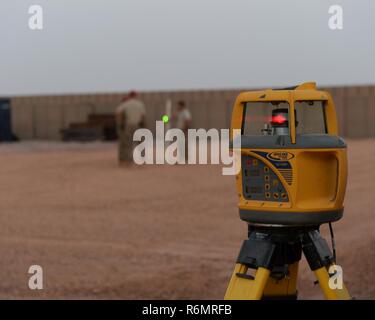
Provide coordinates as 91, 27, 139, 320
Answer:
225, 225, 351, 300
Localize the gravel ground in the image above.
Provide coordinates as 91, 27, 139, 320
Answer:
0, 139, 374, 299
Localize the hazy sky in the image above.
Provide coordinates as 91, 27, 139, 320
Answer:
0, 0, 374, 96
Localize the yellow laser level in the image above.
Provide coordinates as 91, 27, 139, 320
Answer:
225, 82, 351, 300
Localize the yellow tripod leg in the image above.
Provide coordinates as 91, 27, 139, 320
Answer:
225, 264, 270, 300
314, 266, 351, 300
263, 262, 299, 299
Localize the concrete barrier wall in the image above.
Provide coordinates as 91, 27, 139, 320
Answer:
10, 85, 375, 140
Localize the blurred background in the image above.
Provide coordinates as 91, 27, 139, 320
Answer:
0, 0, 374, 299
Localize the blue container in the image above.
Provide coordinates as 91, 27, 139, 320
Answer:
0, 99, 13, 142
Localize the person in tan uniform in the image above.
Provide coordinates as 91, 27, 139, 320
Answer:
174, 100, 192, 161
115, 91, 146, 164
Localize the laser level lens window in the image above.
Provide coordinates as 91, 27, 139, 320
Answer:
294, 100, 327, 134
243, 101, 290, 136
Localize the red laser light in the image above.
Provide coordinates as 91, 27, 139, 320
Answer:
272, 114, 287, 124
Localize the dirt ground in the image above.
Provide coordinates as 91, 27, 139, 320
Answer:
0, 139, 374, 300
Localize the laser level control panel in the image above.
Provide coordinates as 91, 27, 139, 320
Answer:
242, 155, 289, 202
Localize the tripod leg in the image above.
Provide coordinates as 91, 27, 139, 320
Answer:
303, 230, 351, 300
263, 262, 299, 299
225, 264, 270, 300
225, 234, 276, 300
314, 266, 351, 300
